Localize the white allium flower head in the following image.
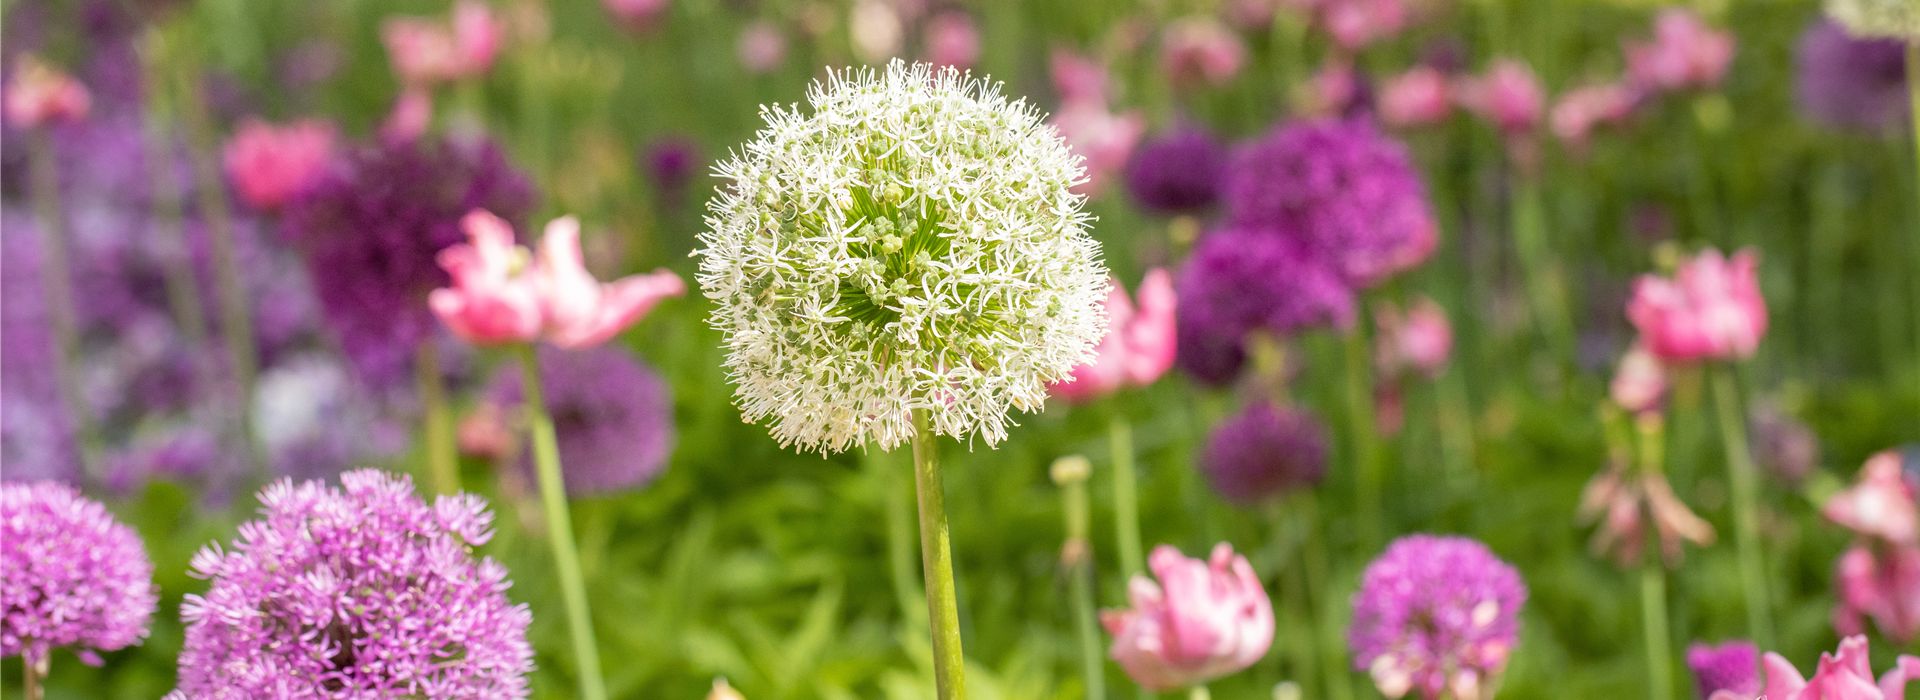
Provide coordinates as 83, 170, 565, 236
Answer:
699, 60, 1108, 454
1827, 0, 1920, 38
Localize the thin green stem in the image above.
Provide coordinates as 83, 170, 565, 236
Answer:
1300, 492, 1354, 700
1110, 414, 1145, 579
516, 345, 608, 700
1641, 562, 1674, 700
1711, 364, 1773, 650
1512, 177, 1573, 363
912, 410, 967, 700
1343, 328, 1383, 553
1269, 500, 1317, 699
417, 342, 460, 495
26, 128, 102, 480
1060, 461, 1105, 700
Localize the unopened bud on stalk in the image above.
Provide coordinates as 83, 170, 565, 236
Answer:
1051, 455, 1092, 485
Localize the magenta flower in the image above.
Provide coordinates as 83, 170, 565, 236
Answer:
922, 12, 980, 70
1455, 58, 1545, 137
1160, 16, 1247, 88
1050, 269, 1177, 403
1374, 296, 1452, 381
1321, 0, 1410, 51
1760, 635, 1920, 700
223, 118, 337, 211
1201, 401, 1329, 504
737, 20, 788, 74
451, 0, 508, 75
1550, 82, 1640, 151
1351, 535, 1527, 700
1610, 342, 1669, 414
1, 481, 157, 668
1835, 544, 1920, 643
1124, 126, 1226, 214
1626, 247, 1768, 363
1625, 8, 1735, 95
1101, 543, 1275, 691
1689, 640, 1762, 700
170, 470, 534, 697
3, 55, 90, 127
1379, 66, 1453, 128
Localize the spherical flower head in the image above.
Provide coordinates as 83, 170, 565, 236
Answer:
699, 61, 1108, 453
223, 117, 337, 211
488, 345, 675, 495
1176, 227, 1357, 346
1101, 543, 1275, 691
1350, 534, 1527, 700
1124, 126, 1226, 215
1, 481, 157, 666
4, 54, 91, 128
1798, 18, 1909, 133
1750, 403, 1820, 485
172, 470, 535, 697
1625, 247, 1768, 363
1827, 0, 1920, 40
646, 137, 702, 198
1687, 640, 1761, 699
1201, 401, 1329, 504
1160, 16, 1247, 88
1222, 119, 1438, 288
1175, 311, 1249, 387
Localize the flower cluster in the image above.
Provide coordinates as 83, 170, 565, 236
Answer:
2, 481, 158, 667
485, 345, 676, 495
699, 61, 1108, 452
1687, 640, 1762, 700
1350, 535, 1527, 700
1627, 247, 1768, 364
1623, 8, 1736, 94
1102, 543, 1274, 691
1824, 450, 1920, 643
1049, 270, 1177, 403
1124, 127, 1226, 215
170, 470, 535, 697
1200, 401, 1329, 504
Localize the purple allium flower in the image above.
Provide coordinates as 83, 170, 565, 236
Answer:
281, 136, 534, 387
1174, 312, 1248, 387
1, 481, 158, 666
1797, 19, 1907, 133
1, 210, 79, 483
1177, 226, 1356, 341
1350, 534, 1527, 700
644, 137, 701, 202
1686, 640, 1761, 700
172, 470, 535, 698
1221, 118, 1438, 288
488, 345, 675, 496
1201, 401, 1328, 503
1124, 126, 1226, 214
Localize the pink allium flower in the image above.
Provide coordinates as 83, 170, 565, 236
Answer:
1351, 535, 1526, 700
1161, 16, 1248, 88
1374, 296, 1452, 381
737, 20, 788, 74
451, 0, 508, 76
1609, 342, 1668, 414
1101, 543, 1275, 691
1826, 451, 1919, 545
1626, 247, 1768, 363
1625, 8, 1735, 94
1689, 640, 1763, 700
1322, 0, 1409, 51
169, 470, 535, 698
923, 12, 980, 69
1050, 97, 1146, 197
1050, 269, 1177, 402
1, 481, 157, 667
429, 209, 546, 345
3, 55, 91, 127
1760, 635, 1920, 700
223, 118, 337, 211
1455, 58, 1545, 137
1550, 82, 1640, 151
603, 0, 671, 32
1380, 66, 1454, 127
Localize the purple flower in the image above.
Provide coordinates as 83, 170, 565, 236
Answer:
281, 136, 534, 387
1174, 227, 1355, 384
1, 481, 158, 667
1124, 127, 1226, 214
1350, 534, 1527, 700
488, 345, 675, 496
1221, 118, 1438, 288
1686, 640, 1761, 700
1174, 312, 1248, 387
1797, 19, 1908, 133
171, 470, 534, 698
1201, 401, 1328, 503
1, 209, 79, 483
644, 137, 701, 202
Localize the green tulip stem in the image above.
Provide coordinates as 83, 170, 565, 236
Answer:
516, 345, 608, 700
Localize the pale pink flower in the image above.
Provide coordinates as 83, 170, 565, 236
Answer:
1226, 0, 1280, 32
1579, 466, 1715, 568
1050, 97, 1146, 197
1321, 0, 1408, 51
1626, 247, 1768, 363
1550, 82, 1640, 151
3, 55, 90, 127
381, 86, 434, 142
1834, 545, 1920, 644
849, 0, 903, 63
737, 20, 788, 74
1379, 66, 1453, 127
1455, 58, 1545, 137
532, 216, 687, 348
1052, 49, 1112, 104
1301, 61, 1362, 117
457, 400, 515, 460
382, 18, 463, 85
1374, 297, 1452, 381
1761, 635, 1920, 700
1609, 342, 1668, 414
451, 0, 507, 77
1826, 452, 1919, 546
223, 118, 337, 211
429, 209, 546, 345
1051, 270, 1177, 402
1161, 16, 1247, 88
1625, 7, 1735, 94
1102, 543, 1275, 691
603, 0, 671, 32
922, 12, 980, 69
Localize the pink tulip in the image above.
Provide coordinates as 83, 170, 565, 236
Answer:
381, 87, 434, 143
602, 0, 671, 32
1761, 635, 1920, 700
1826, 452, 1919, 546
1550, 82, 1640, 151
1379, 66, 1453, 128
450, 0, 507, 77
1624, 7, 1734, 94
1102, 543, 1275, 691
1609, 342, 1668, 415
457, 400, 515, 460
3, 55, 90, 127
1301, 61, 1362, 118
1455, 58, 1545, 137
429, 210, 546, 345
382, 18, 463, 85
1374, 296, 1452, 381
1050, 97, 1146, 197
1161, 17, 1247, 89
533, 216, 687, 348
1834, 545, 1920, 644
1321, 0, 1408, 51
1625, 247, 1767, 363
223, 118, 336, 211
922, 12, 980, 70
1051, 50, 1112, 104
737, 20, 788, 74
1051, 270, 1177, 402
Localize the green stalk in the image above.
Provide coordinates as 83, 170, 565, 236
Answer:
25, 128, 102, 479
1906, 42, 1920, 423
416, 342, 460, 495
1710, 364, 1773, 650
1269, 500, 1317, 699
1512, 176, 1572, 363
516, 345, 608, 700
912, 410, 968, 700
1057, 457, 1105, 700
1110, 414, 1145, 579
1300, 492, 1354, 700
1343, 327, 1383, 553
1636, 409, 1675, 700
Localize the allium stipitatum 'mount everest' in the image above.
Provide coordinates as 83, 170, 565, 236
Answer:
699, 60, 1108, 453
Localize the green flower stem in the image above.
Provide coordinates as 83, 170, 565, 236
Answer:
516, 345, 608, 700
1640, 561, 1674, 700
1512, 176, 1573, 363
1711, 364, 1773, 650
1343, 327, 1384, 553
416, 342, 460, 496
1110, 414, 1146, 579
1907, 42, 1920, 424
912, 410, 968, 700
25, 128, 102, 480
1060, 461, 1106, 700
1300, 492, 1354, 700
1268, 501, 1317, 699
